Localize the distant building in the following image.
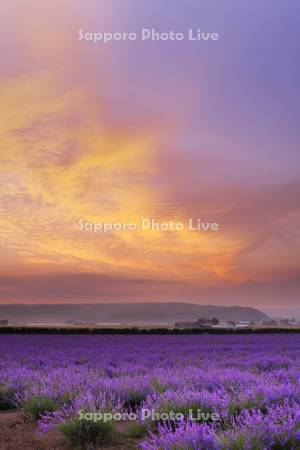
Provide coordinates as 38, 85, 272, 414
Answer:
212, 322, 236, 330
175, 317, 257, 330
262, 320, 278, 327
174, 320, 212, 329
236, 321, 252, 328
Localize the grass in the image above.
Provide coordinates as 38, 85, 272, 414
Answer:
23, 395, 58, 420
125, 422, 148, 438
59, 416, 117, 450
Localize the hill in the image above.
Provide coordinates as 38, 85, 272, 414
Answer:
0, 303, 269, 324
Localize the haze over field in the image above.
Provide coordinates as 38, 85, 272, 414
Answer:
0, 0, 299, 316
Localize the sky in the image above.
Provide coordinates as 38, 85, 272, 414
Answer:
0, 0, 299, 316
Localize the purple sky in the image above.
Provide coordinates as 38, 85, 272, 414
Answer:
0, 0, 299, 316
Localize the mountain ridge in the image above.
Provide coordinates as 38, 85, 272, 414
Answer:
0, 303, 270, 324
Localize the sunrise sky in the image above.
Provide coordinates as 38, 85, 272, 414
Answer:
0, 0, 299, 316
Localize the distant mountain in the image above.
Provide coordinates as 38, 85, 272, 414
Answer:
0, 303, 269, 324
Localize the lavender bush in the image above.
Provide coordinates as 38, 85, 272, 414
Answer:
0, 333, 299, 449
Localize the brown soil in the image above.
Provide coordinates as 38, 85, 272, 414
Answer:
0, 410, 140, 450
0, 410, 69, 450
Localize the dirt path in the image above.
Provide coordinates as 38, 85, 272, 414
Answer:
0, 410, 140, 450
0, 410, 69, 450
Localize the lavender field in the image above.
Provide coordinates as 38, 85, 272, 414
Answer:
0, 334, 300, 449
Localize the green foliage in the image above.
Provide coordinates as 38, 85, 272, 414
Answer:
151, 378, 166, 393
125, 422, 148, 438
0, 385, 15, 410
23, 395, 58, 420
123, 389, 146, 410
59, 416, 116, 450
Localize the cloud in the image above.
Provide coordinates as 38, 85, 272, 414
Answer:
0, 0, 299, 312
0, 273, 299, 313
